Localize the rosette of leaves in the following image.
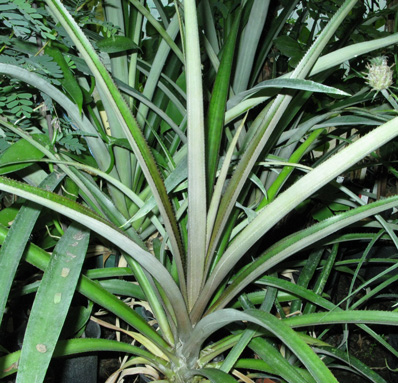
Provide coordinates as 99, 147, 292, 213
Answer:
1, 1, 398, 383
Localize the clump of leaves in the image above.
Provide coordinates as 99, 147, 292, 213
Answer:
1, 1, 398, 383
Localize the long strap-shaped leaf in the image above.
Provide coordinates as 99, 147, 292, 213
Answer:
44, 0, 186, 298
136, 13, 180, 130
194, 0, 361, 321
0, 176, 192, 337
0, 64, 130, 214
232, 0, 270, 94
208, 194, 398, 314
0, 338, 169, 379
183, 309, 339, 383
129, 0, 184, 63
206, 8, 242, 201
284, 310, 398, 329
255, 276, 398, 360
248, 337, 313, 383
205, 0, 358, 266
0, 225, 171, 355
316, 346, 387, 383
16, 224, 90, 383
184, 0, 207, 310
225, 32, 398, 125
0, 171, 64, 326
193, 116, 398, 320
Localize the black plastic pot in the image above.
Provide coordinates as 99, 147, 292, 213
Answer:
55, 320, 101, 383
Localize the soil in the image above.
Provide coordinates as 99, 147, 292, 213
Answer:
325, 269, 398, 383
327, 331, 398, 383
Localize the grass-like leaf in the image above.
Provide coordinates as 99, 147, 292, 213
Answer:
188, 368, 238, 383
196, 113, 398, 320
210, 195, 398, 312
44, 0, 186, 299
184, 309, 339, 383
0, 225, 170, 353
16, 224, 90, 382
0, 171, 64, 325
0, 175, 192, 337
184, 0, 207, 309
0, 338, 168, 379
203, 0, 359, 288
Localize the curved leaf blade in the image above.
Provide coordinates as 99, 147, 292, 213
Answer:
44, 0, 186, 300
45, 46, 84, 114
188, 367, 238, 383
284, 310, 398, 329
0, 138, 45, 175
203, 0, 359, 287
198, 112, 398, 319
185, 309, 338, 383
315, 346, 387, 383
16, 224, 90, 383
227, 78, 351, 109
96, 36, 139, 54
0, 176, 191, 336
249, 338, 313, 383
0, 338, 167, 379
210, 195, 398, 312
0, 171, 64, 325
0, 225, 170, 352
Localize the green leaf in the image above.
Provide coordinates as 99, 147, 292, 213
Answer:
0, 136, 46, 175
0, 205, 20, 227
184, 0, 207, 309
0, 338, 167, 379
0, 224, 170, 353
16, 224, 90, 383
185, 309, 338, 383
45, 47, 83, 114
98, 279, 145, 300
0, 64, 112, 172
96, 35, 139, 54
0, 171, 64, 325
233, 0, 270, 93
128, 0, 184, 63
188, 368, 238, 383
284, 310, 398, 329
316, 346, 387, 383
311, 32, 398, 78
210, 195, 398, 313
206, 8, 242, 200
249, 338, 313, 383
274, 35, 304, 62
44, 0, 186, 304
0, 175, 190, 342
195, 0, 360, 322
228, 78, 351, 109
136, 13, 180, 132
61, 304, 93, 339
312, 202, 351, 221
